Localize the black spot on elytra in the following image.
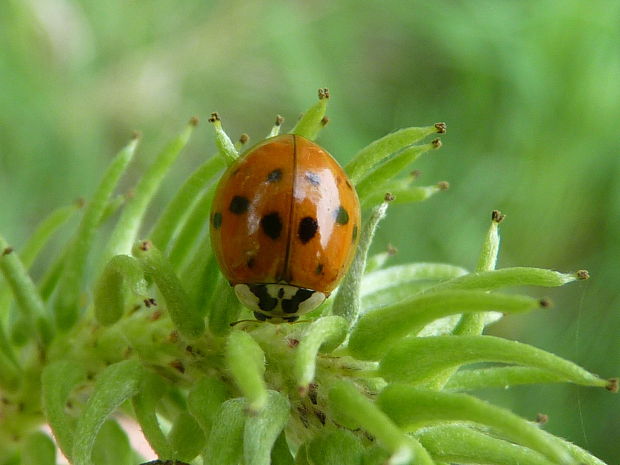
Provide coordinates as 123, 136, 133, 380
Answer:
284, 315, 299, 322
246, 257, 256, 269
305, 172, 320, 186
346, 179, 353, 190
267, 168, 283, 182
278, 288, 285, 298
315, 263, 324, 275
261, 212, 283, 239
335, 206, 349, 225
298, 217, 318, 243
281, 288, 314, 314
352, 224, 358, 241
212, 212, 222, 229
229, 196, 250, 214
253, 311, 269, 321
249, 285, 278, 312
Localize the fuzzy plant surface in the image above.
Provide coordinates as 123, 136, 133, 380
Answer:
0, 90, 616, 465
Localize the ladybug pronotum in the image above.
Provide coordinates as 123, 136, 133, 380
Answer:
210, 134, 361, 322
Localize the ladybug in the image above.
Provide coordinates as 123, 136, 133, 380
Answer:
210, 134, 360, 322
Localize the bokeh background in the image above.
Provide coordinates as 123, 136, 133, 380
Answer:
1, 0, 618, 462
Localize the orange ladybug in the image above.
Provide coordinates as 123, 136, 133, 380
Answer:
210, 134, 360, 322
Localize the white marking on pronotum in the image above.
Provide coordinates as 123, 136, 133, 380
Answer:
234, 284, 326, 316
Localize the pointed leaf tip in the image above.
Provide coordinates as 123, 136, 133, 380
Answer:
492, 210, 506, 223
576, 269, 590, 280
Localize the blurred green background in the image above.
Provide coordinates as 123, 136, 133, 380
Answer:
1, 0, 618, 462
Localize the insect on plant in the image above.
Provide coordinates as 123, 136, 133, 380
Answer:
0, 89, 616, 465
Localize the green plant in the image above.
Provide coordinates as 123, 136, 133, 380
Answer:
0, 91, 615, 465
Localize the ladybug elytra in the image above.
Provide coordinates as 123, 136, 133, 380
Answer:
210, 134, 360, 322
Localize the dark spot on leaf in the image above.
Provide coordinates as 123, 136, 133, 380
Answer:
261, 212, 283, 239
229, 196, 250, 214
212, 212, 222, 229
267, 168, 283, 182
335, 206, 349, 225
298, 217, 318, 243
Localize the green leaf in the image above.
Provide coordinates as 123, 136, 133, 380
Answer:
295, 316, 348, 391
361, 262, 468, 299
449, 211, 505, 354
416, 425, 556, 465
356, 141, 439, 202
168, 411, 206, 461
94, 255, 147, 326
445, 366, 569, 391
475, 210, 504, 273
72, 360, 143, 465
21, 431, 57, 465
244, 391, 290, 465
225, 329, 268, 412
0, 235, 51, 345
0, 347, 19, 391
209, 113, 238, 165
364, 248, 395, 274
361, 446, 390, 465
332, 198, 390, 325
132, 372, 173, 458
187, 375, 230, 438
380, 335, 608, 388
362, 182, 446, 208
92, 420, 133, 465
271, 432, 295, 465
327, 381, 432, 465
290, 89, 329, 140
41, 361, 86, 461
208, 273, 242, 336
345, 124, 444, 185
427, 267, 585, 293
295, 443, 312, 465
349, 290, 543, 360
167, 183, 216, 269
182, 248, 219, 318
150, 156, 224, 250
307, 429, 364, 465
537, 428, 609, 465
132, 240, 204, 339
55, 136, 139, 330
204, 398, 246, 465
377, 385, 570, 464
98, 194, 127, 225
104, 120, 196, 260
38, 247, 66, 300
